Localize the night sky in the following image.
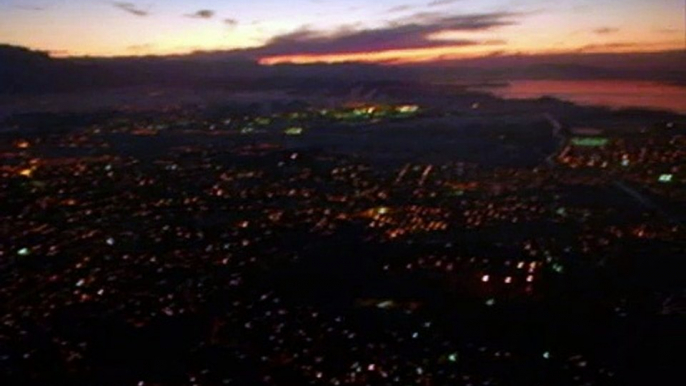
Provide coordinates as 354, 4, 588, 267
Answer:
0, 0, 683, 62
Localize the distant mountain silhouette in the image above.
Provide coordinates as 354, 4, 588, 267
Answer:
1, 45, 421, 94
420, 50, 686, 83
0, 45, 73, 92
0, 45, 261, 93
1, 44, 685, 94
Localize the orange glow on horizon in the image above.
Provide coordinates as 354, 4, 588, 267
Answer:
259, 45, 504, 65
258, 42, 683, 66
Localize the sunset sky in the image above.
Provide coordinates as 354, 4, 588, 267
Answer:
0, 0, 683, 63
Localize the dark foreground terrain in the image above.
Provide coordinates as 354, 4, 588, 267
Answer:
1, 88, 684, 386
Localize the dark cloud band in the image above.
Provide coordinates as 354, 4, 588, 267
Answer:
185, 10, 216, 19
252, 12, 517, 56
112, 2, 149, 17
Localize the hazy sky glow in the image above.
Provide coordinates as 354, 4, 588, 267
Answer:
0, 0, 683, 63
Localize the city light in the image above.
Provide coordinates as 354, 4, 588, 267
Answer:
284, 127, 304, 136
397, 105, 419, 114
658, 174, 674, 183
18, 168, 34, 177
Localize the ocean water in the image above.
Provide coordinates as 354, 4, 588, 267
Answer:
478, 80, 686, 114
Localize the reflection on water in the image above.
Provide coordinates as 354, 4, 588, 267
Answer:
477, 80, 686, 114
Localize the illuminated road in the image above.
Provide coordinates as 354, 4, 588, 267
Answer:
613, 180, 683, 227
544, 113, 566, 166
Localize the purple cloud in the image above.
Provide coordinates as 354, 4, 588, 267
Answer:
428, 0, 463, 7
186, 10, 215, 19
593, 27, 619, 35
254, 12, 517, 56
112, 2, 149, 17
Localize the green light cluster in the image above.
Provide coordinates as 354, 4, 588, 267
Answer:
570, 137, 609, 147
284, 127, 304, 136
